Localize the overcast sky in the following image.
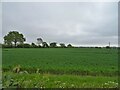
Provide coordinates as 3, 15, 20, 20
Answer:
2, 2, 118, 46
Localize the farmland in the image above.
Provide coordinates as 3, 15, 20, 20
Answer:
2, 48, 118, 88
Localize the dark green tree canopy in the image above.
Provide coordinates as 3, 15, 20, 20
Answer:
67, 44, 72, 48
42, 42, 49, 48
4, 31, 26, 47
60, 43, 66, 48
50, 42, 57, 48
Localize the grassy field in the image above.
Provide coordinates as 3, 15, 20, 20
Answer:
3, 72, 118, 88
2, 48, 118, 88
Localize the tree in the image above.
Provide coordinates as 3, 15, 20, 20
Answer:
67, 44, 72, 48
42, 42, 49, 48
50, 42, 57, 48
31, 43, 37, 48
106, 46, 110, 49
4, 31, 26, 47
0, 43, 2, 48
23, 43, 31, 48
37, 38, 43, 46
17, 44, 24, 48
60, 43, 66, 48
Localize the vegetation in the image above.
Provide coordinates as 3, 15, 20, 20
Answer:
60, 43, 66, 48
2, 48, 118, 76
2, 31, 118, 88
3, 72, 118, 88
42, 42, 49, 48
49, 42, 57, 48
2, 48, 118, 88
3, 31, 117, 49
0, 43, 2, 48
4, 31, 26, 47
67, 44, 73, 48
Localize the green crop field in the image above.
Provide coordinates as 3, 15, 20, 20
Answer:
2, 48, 118, 88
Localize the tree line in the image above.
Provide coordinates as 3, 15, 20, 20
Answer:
1, 31, 116, 49
2, 31, 73, 48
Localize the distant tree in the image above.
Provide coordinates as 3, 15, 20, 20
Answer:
106, 46, 110, 49
38, 45, 41, 48
95, 46, 98, 48
67, 44, 72, 48
23, 43, 31, 48
60, 43, 66, 48
31, 42, 37, 48
2, 44, 12, 48
37, 38, 43, 46
4, 31, 26, 47
4, 36, 12, 46
50, 42, 57, 48
95, 46, 102, 49
0, 43, 2, 48
31, 42, 36, 46
42, 42, 49, 48
17, 44, 24, 48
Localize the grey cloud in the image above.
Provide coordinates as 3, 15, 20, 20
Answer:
1, 2, 118, 46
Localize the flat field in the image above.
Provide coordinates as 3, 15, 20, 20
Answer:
2, 48, 118, 88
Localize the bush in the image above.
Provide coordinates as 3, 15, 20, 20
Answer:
31, 43, 38, 48
67, 44, 72, 48
2, 44, 13, 48
23, 43, 31, 48
17, 44, 24, 48
0, 44, 2, 48
50, 42, 57, 48
106, 46, 110, 49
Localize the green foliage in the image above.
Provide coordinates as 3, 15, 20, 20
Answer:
23, 43, 31, 48
2, 44, 13, 48
16, 44, 24, 48
42, 42, 49, 48
2, 48, 118, 88
106, 46, 110, 49
3, 72, 118, 88
4, 31, 26, 47
31, 43, 38, 48
60, 43, 66, 48
67, 44, 73, 48
0, 43, 2, 48
2, 48, 118, 76
50, 42, 57, 48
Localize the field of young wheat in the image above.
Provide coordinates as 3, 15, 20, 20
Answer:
2, 48, 118, 88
